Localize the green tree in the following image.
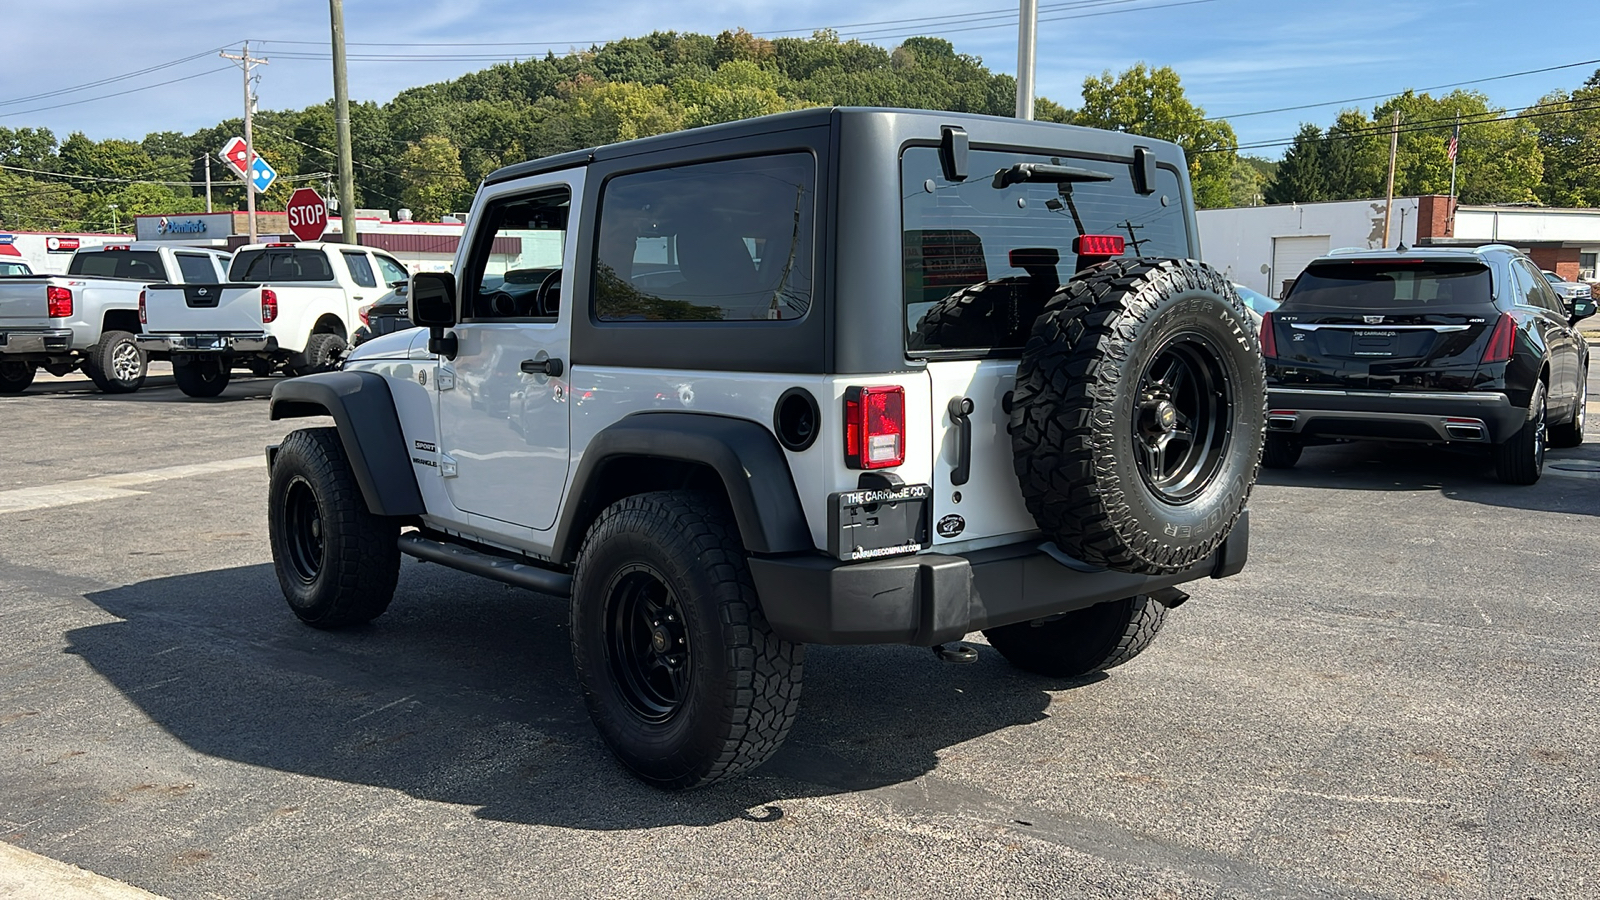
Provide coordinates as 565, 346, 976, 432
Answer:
1537, 71, 1600, 207
398, 134, 469, 221
1264, 124, 1328, 204
1321, 109, 1386, 200
1075, 63, 1238, 208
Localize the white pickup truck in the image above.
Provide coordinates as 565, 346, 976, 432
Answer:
138, 242, 410, 397
0, 243, 231, 394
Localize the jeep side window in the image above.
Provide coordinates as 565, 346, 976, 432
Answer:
461, 187, 570, 321
592, 152, 816, 322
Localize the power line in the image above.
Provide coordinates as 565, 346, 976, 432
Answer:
0, 67, 236, 119
0, 44, 240, 107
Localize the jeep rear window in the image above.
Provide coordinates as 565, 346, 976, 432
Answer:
229, 249, 335, 282
902, 146, 1189, 355
593, 153, 815, 322
1285, 262, 1492, 311
68, 250, 168, 281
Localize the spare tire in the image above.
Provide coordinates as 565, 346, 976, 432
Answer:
1009, 258, 1264, 575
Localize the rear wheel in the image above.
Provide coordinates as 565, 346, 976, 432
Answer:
1261, 433, 1303, 469
570, 491, 804, 789
84, 330, 147, 394
267, 427, 400, 628
983, 596, 1168, 678
292, 333, 347, 376
1494, 381, 1546, 484
0, 361, 35, 394
1550, 366, 1587, 448
172, 356, 230, 398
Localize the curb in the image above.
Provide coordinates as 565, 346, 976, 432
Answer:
0, 843, 168, 900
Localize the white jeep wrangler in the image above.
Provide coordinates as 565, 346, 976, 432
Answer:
264, 108, 1266, 789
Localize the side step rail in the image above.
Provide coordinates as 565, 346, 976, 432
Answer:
398, 532, 573, 597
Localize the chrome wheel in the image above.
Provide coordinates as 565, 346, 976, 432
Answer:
110, 339, 142, 383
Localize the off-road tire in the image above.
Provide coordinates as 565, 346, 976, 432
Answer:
1494, 380, 1546, 484
1261, 433, 1303, 469
983, 595, 1168, 678
909, 278, 1040, 352
1550, 366, 1586, 448
267, 427, 400, 628
84, 329, 147, 394
570, 491, 804, 790
171, 356, 230, 398
1010, 258, 1266, 575
292, 333, 347, 377
0, 361, 35, 394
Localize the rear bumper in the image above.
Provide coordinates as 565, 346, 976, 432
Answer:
137, 333, 277, 354
1266, 387, 1524, 443
0, 328, 73, 355
749, 512, 1249, 647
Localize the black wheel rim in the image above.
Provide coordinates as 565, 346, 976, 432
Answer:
282, 476, 325, 584
603, 565, 691, 723
1133, 332, 1235, 504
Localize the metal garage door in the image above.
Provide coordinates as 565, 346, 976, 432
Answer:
1272, 235, 1330, 298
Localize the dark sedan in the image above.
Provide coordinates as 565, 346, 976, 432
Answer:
1260, 244, 1593, 484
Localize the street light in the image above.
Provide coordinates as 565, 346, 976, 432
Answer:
107, 203, 121, 235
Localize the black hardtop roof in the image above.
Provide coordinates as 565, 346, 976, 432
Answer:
483, 107, 1186, 186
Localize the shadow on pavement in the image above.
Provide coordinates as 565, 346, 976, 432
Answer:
72, 560, 1075, 830
1257, 438, 1600, 517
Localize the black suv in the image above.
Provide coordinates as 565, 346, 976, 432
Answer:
1260, 244, 1594, 484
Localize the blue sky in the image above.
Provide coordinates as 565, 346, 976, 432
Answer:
1, 0, 1596, 158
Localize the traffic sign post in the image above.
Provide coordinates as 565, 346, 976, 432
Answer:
285, 188, 328, 242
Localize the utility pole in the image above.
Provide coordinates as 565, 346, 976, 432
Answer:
1015, 0, 1037, 119
1382, 110, 1400, 247
221, 43, 268, 243
330, 0, 358, 244
204, 155, 213, 213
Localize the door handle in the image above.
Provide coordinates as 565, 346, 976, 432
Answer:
521, 357, 564, 377
948, 396, 974, 486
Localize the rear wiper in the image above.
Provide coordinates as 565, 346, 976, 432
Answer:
992, 163, 1114, 189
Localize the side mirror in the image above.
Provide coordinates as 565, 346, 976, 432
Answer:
1570, 297, 1595, 326
409, 271, 458, 358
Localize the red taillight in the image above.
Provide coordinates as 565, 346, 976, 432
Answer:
1259, 311, 1278, 358
266, 242, 295, 247
1481, 313, 1515, 363
103, 245, 129, 251
357, 303, 371, 326
46, 285, 73, 318
138, 290, 147, 325
844, 385, 905, 470
261, 288, 278, 324
1073, 234, 1126, 257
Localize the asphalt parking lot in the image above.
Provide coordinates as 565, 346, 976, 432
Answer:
2, 365, 1597, 900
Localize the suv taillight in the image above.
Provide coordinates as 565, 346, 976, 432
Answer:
138, 290, 147, 325
46, 285, 72, 318
261, 288, 278, 324
1481, 313, 1515, 363
358, 303, 371, 326
1259, 312, 1278, 358
845, 385, 905, 469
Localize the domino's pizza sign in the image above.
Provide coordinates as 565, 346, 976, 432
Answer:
158, 217, 209, 235
135, 212, 235, 242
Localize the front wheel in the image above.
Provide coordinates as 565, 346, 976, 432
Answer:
1494, 381, 1546, 485
172, 356, 231, 398
267, 427, 400, 628
983, 595, 1168, 678
0, 361, 35, 394
570, 491, 804, 789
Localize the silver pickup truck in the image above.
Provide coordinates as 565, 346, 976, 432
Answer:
0, 243, 232, 394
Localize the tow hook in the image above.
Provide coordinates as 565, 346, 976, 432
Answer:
932, 643, 979, 664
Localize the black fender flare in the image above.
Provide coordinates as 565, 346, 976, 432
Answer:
554, 412, 813, 563
269, 371, 425, 517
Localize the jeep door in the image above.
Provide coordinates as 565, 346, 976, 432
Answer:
436, 174, 581, 530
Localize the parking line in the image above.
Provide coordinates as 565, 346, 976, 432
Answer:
0, 457, 261, 515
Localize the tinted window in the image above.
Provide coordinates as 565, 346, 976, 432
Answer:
342, 251, 378, 288
229, 249, 335, 282
594, 153, 816, 322
462, 187, 569, 320
68, 250, 167, 281
1518, 260, 1564, 314
174, 253, 219, 283
1284, 261, 1492, 311
902, 146, 1189, 353
374, 255, 408, 286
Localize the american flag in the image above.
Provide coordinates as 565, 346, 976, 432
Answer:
1447, 133, 1458, 161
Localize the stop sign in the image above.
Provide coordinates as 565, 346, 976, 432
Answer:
285, 188, 328, 242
